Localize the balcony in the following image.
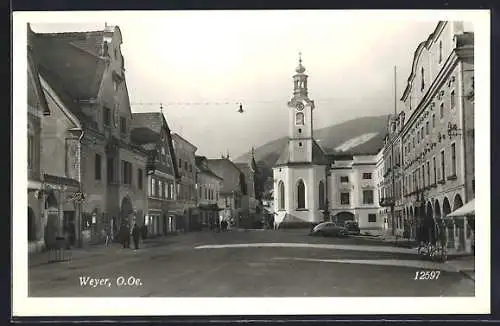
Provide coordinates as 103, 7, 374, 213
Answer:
379, 197, 395, 207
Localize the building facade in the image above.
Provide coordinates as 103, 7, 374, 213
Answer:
329, 154, 381, 233
32, 24, 149, 245
27, 31, 51, 253
195, 156, 223, 229
206, 157, 246, 228
171, 133, 198, 231
399, 21, 474, 252
272, 56, 382, 231
131, 111, 181, 236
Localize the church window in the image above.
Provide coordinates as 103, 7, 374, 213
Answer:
278, 181, 285, 210
296, 179, 306, 209
298, 128, 302, 133
318, 180, 325, 209
299, 142, 302, 147
295, 112, 304, 125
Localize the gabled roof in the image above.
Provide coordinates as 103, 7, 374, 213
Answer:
130, 111, 180, 179
27, 32, 50, 116
274, 138, 331, 167
206, 158, 243, 193
30, 30, 107, 101
33, 30, 106, 58
195, 156, 223, 180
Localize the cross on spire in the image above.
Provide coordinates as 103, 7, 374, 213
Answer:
298, 51, 302, 65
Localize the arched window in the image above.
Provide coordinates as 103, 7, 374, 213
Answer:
318, 180, 325, 209
295, 112, 304, 125
278, 181, 285, 210
297, 179, 306, 209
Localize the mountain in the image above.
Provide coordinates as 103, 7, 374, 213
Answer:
235, 114, 390, 168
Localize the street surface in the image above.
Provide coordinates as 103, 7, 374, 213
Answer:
28, 230, 474, 297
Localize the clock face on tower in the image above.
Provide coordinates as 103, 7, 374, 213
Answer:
295, 102, 305, 111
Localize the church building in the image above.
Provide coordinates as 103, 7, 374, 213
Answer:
273, 55, 381, 231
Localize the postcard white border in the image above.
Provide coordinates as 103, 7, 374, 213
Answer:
12, 9, 490, 317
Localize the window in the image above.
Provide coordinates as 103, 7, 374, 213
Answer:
425, 121, 429, 135
318, 181, 325, 209
295, 112, 304, 125
27, 134, 34, 170
113, 80, 118, 92
104, 107, 111, 126
95, 154, 102, 180
439, 40, 443, 63
150, 177, 155, 196
178, 158, 182, 167
162, 181, 166, 198
363, 190, 374, 204
440, 150, 445, 181
451, 143, 457, 176
433, 157, 437, 184
122, 160, 133, 185
440, 103, 444, 119
340, 176, 349, 183
189, 164, 192, 173
161, 147, 166, 162
297, 180, 306, 209
340, 192, 350, 205
421, 67, 425, 91
422, 164, 425, 188
204, 187, 208, 200
107, 158, 114, 183
154, 179, 159, 197
421, 127, 424, 139
426, 162, 430, 188
417, 130, 420, 143
362, 173, 372, 179
137, 168, 143, 189
368, 214, 377, 223
451, 90, 456, 108
432, 113, 436, 128
159, 181, 163, 199
184, 162, 188, 171
120, 117, 127, 134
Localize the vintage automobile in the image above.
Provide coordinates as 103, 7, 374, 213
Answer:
344, 220, 361, 235
309, 222, 348, 237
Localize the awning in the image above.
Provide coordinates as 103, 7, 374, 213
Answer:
447, 199, 475, 217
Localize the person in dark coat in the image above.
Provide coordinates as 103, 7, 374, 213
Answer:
132, 223, 140, 250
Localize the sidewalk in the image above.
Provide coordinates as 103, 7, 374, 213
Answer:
28, 237, 172, 268
445, 256, 475, 280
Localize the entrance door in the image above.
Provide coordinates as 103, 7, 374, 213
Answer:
63, 211, 76, 246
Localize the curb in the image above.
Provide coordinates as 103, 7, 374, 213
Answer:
458, 269, 475, 281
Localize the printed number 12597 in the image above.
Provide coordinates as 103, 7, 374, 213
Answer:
414, 270, 441, 280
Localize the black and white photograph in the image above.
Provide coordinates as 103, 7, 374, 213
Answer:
12, 9, 490, 317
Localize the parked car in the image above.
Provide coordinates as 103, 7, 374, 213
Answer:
309, 222, 348, 237
344, 221, 361, 235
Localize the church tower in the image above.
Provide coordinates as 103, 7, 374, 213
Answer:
287, 53, 315, 163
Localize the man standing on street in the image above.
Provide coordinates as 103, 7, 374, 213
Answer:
132, 223, 140, 250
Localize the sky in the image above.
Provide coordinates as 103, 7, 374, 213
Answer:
30, 11, 471, 159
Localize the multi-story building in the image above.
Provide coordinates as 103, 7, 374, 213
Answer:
329, 154, 381, 233
272, 55, 381, 231
27, 29, 51, 253
379, 113, 405, 237
195, 156, 223, 229
399, 21, 474, 252
31, 24, 149, 245
375, 147, 387, 232
171, 133, 198, 231
206, 157, 246, 227
131, 111, 181, 236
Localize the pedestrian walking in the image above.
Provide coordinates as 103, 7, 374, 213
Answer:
132, 223, 140, 250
